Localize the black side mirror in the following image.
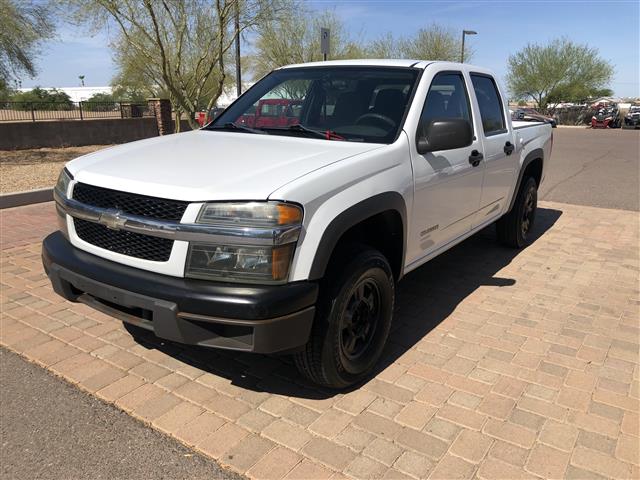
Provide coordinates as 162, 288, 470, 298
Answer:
416, 118, 473, 154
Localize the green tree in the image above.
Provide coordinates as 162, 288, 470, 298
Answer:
9, 87, 73, 110
108, 31, 234, 113
65, 0, 283, 130
362, 33, 402, 59
83, 92, 118, 111
0, 78, 11, 106
249, 2, 365, 79
507, 38, 614, 112
109, 34, 165, 104
0, 0, 55, 84
398, 24, 471, 62
86, 92, 116, 103
111, 83, 150, 103
361, 25, 470, 62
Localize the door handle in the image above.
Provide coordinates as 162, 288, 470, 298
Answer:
504, 141, 514, 155
468, 150, 483, 167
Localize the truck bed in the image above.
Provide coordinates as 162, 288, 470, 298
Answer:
512, 120, 546, 129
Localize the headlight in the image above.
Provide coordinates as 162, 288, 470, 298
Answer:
186, 243, 295, 283
186, 202, 302, 284
196, 202, 302, 226
55, 168, 72, 198
54, 168, 72, 238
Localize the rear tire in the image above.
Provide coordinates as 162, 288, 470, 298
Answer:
497, 176, 538, 248
294, 247, 394, 389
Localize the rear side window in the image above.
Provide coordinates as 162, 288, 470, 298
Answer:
470, 74, 506, 135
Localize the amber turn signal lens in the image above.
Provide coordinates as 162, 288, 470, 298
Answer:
271, 244, 295, 280
277, 204, 303, 225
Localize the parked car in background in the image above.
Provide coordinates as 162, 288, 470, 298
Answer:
197, 107, 225, 127
44, 60, 552, 388
624, 105, 640, 128
237, 98, 304, 128
591, 105, 620, 129
511, 107, 557, 127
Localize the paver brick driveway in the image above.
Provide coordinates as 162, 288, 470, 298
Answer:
1, 200, 638, 479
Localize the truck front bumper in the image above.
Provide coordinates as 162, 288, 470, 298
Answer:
42, 232, 317, 353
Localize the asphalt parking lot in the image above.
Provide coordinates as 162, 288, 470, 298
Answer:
1, 127, 639, 480
1, 348, 241, 480
539, 127, 639, 211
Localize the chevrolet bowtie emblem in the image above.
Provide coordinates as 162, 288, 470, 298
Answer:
99, 210, 127, 230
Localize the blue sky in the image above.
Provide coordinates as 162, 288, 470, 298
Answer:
21, 0, 639, 98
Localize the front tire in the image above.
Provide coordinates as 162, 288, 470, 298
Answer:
497, 176, 538, 248
294, 247, 394, 389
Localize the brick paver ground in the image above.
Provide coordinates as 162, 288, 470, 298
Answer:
1, 201, 638, 479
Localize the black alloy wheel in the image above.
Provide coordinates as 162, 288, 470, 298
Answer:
521, 183, 536, 240
496, 176, 538, 248
294, 247, 395, 389
339, 278, 381, 367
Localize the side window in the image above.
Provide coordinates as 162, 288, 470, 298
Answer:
420, 72, 472, 128
470, 74, 506, 135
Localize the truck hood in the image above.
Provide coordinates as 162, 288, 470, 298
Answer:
67, 130, 384, 201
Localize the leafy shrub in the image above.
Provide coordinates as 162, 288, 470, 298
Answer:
83, 92, 117, 111
9, 87, 73, 110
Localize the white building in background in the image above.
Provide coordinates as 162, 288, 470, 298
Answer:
17, 86, 112, 102
216, 82, 255, 107
17, 83, 256, 106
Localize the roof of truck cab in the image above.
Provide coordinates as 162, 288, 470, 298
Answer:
277, 60, 496, 78
279, 59, 433, 69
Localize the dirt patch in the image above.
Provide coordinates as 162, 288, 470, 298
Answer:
0, 145, 111, 193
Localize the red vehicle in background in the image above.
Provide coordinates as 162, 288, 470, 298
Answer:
591, 104, 620, 129
237, 99, 303, 128
196, 107, 225, 127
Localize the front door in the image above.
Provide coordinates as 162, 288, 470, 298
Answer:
409, 71, 484, 261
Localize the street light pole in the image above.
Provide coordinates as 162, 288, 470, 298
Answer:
234, 1, 241, 97
461, 30, 477, 63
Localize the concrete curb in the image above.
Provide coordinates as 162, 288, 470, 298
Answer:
0, 188, 53, 209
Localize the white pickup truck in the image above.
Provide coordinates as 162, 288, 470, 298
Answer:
44, 60, 552, 388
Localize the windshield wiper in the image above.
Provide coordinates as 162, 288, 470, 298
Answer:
265, 124, 345, 140
205, 122, 268, 135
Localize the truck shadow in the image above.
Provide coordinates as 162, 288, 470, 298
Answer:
130, 207, 562, 399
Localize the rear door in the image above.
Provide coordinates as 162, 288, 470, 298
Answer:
410, 71, 484, 255
468, 73, 517, 225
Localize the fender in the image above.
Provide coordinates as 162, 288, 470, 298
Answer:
308, 191, 407, 280
507, 148, 544, 212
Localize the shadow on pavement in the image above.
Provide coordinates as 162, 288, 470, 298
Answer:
127, 207, 563, 399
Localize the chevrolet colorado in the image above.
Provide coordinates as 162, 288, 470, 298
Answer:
43, 60, 552, 388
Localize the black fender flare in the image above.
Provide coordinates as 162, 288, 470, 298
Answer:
308, 192, 407, 280
507, 148, 544, 212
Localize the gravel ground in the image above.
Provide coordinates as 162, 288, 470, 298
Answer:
0, 145, 110, 194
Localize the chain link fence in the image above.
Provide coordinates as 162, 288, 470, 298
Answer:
552, 107, 595, 126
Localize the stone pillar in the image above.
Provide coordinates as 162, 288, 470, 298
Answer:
147, 98, 173, 135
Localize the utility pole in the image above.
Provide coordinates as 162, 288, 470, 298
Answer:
460, 30, 477, 63
235, 1, 241, 97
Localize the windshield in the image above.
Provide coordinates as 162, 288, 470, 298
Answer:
209, 66, 420, 143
